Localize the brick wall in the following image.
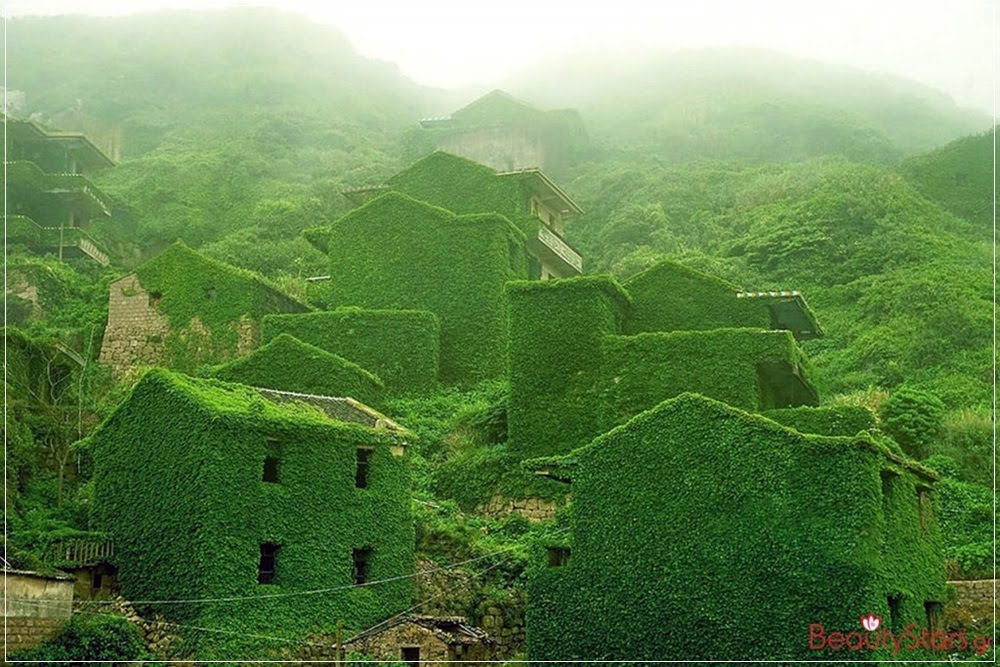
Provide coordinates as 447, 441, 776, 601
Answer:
98, 274, 169, 376
5, 617, 67, 653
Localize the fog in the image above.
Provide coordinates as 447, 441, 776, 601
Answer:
6, 0, 995, 112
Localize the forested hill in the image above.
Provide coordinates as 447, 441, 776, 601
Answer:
5, 9, 993, 402
505, 48, 989, 162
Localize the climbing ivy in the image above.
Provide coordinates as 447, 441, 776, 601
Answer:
304, 191, 527, 387
526, 393, 945, 661
211, 333, 385, 407
88, 369, 414, 658
262, 307, 440, 397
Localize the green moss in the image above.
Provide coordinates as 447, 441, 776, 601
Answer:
133, 242, 309, 369
304, 192, 527, 386
211, 333, 384, 407
526, 393, 945, 661
262, 307, 440, 397
90, 369, 414, 658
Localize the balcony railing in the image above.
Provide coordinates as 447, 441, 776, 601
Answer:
7, 215, 111, 266
537, 224, 583, 273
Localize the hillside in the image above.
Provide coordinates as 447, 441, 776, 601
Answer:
507, 48, 989, 161
902, 128, 996, 228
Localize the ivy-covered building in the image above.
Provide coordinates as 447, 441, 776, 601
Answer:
525, 393, 946, 661
88, 369, 415, 657
98, 242, 310, 376
304, 191, 526, 386
506, 262, 824, 460
405, 89, 588, 176
341, 151, 584, 280
5, 117, 115, 266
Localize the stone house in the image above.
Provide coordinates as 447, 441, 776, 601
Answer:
87, 369, 415, 658
524, 393, 947, 661
5, 117, 114, 265
99, 242, 309, 376
346, 615, 492, 666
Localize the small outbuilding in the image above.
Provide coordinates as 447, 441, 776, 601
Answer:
346, 615, 492, 666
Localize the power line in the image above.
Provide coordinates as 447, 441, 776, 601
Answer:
10, 545, 522, 607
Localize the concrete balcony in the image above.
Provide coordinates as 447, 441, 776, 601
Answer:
7, 215, 111, 266
532, 223, 583, 276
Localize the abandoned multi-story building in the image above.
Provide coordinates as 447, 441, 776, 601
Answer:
5, 117, 115, 266
98, 242, 309, 376
506, 260, 823, 460
87, 368, 415, 655
406, 89, 588, 176
525, 393, 945, 661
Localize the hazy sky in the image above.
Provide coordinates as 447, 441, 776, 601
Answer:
6, 0, 996, 112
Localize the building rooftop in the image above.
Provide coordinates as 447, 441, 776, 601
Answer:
348, 615, 492, 646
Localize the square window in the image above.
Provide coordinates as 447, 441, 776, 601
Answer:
547, 547, 571, 567
401, 646, 420, 667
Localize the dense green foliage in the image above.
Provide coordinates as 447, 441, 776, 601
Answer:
305, 191, 527, 386
526, 394, 945, 661
599, 328, 816, 426
10, 614, 149, 662
262, 308, 440, 397
212, 333, 385, 406
880, 386, 946, 460
902, 128, 995, 227
761, 405, 876, 437
933, 474, 994, 579
89, 369, 414, 657
506, 276, 630, 459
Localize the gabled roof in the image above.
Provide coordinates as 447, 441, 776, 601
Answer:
127, 242, 311, 312
736, 290, 823, 340
450, 89, 542, 125
524, 392, 936, 483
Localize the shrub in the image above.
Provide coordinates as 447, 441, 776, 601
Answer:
11, 614, 147, 662
880, 386, 946, 459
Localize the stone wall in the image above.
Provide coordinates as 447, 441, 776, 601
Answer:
945, 579, 996, 630
479, 495, 560, 522
346, 623, 455, 665
438, 127, 546, 173
98, 273, 170, 376
412, 560, 524, 659
1, 570, 75, 654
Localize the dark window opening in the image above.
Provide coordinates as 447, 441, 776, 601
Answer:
263, 439, 281, 483
880, 470, 896, 504
401, 646, 420, 667
355, 448, 372, 489
924, 601, 942, 632
92, 571, 103, 590
258, 543, 278, 584
547, 546, 571, 567
204, 287, 217, 300
148, 291, 162, 308
917, 487, 932, 533
352, 547, 372, 586
888, 595, 903, 633
263, 457, 279, 483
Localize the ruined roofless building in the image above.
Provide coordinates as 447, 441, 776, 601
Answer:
98, 242, 309, 376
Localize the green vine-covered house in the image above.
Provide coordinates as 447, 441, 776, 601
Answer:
524, 393, 946, 661
98, 242, 310, 376
87, 369, 415, 657
5, 117, 115, 266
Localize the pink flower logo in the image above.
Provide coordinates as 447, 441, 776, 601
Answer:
860, 613, 881, 632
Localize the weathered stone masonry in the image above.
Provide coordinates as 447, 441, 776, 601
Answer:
98, 274, 170, 376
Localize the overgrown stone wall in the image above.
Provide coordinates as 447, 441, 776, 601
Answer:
98, 274, 169, 376
945, 579, 996, 631
479, 495, 559, 522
